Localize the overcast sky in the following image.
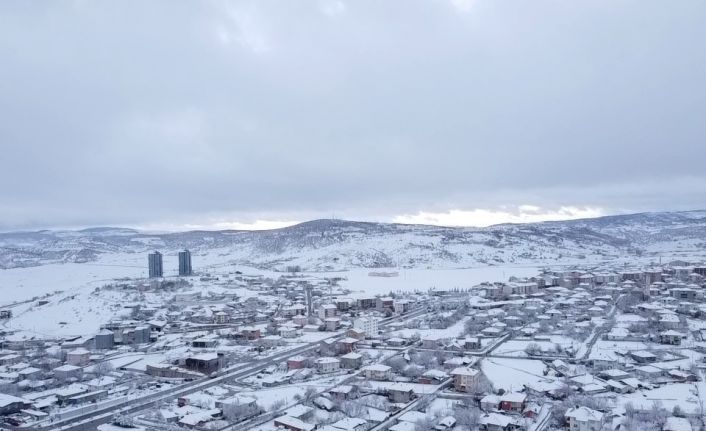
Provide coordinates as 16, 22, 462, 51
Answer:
1, 0, 705, 231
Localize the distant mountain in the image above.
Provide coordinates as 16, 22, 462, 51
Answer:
1, 210, 705, 271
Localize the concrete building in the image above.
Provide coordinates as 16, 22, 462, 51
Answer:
94, 329, 114, 350
316, 357, 340, 373
148, 251, 163, 278
450, 367, 480, 392
67, 348, 91, 366
185, 353, 224, 374
353, 317, 379, 337
179, 250, 192, 276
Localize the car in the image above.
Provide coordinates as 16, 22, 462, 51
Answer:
4, 418, 22, 426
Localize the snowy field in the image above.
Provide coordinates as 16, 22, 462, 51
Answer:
481, 357, 562, 393
327, 266, 542, 298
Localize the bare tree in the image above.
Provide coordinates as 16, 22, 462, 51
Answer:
93, 361, 115, 377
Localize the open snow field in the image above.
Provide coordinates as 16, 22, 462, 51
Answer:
481, 357, 562, 393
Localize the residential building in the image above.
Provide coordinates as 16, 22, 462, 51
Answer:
565, 406, 604, 431
178, 250, 192, 276
148, 251, 163, 278
450, 367, 480, 392
354, 317, 379, 337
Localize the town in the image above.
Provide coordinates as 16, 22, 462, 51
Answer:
1, 252, 705, 431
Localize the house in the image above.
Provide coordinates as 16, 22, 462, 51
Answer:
387, 337, 407, 347
479, 413, 519, 431
668, 369, 697, 383
629, 350, 657, 364
329, 385, 355, 400
313, 397, 335, 411
565, 406, 604, 431
416, 369, 448, 385
17, 367, 42, 380
330, 417, 367, 431
480, 394, 500, 411
0, 393, 30, 415
659, 313, 681, 329
346, 328, 366, 341
192, 338, 218, 348
422, 334, 443, 349
316, 357, 340, 373
240, 327, 261, 340
212, 311, 229, 324
319, 304, 337, 320
394, 300, 412, 314
282, 304, 307, 318
605, 379, 631, 394
464, 337, 481, 350
340, 352, 363, 369
274, 416, 315, 431
280, 324, 298, 339
635, 365, 663, 380
434, 416, 456, 431
598, 369, 630, 381
178, 408, 220, 428
499, 392, 526, 413
361, 364, 392, 381
659, 330, 684, 345
357, 298, 376, 310
335, 298, 355, 311
66, 389, 108, 406
184, 353, 224, 374
377, 297, 394, 311
450, 367, 480, 392
443, 356, 473, 370
67, 348, 91, 366
0, 354, 21, 366
53, 364, 83, 381
337, 337, 360, 354
288, 356, 307, 370
387, 383, 415, 403
324, 318, 341, 331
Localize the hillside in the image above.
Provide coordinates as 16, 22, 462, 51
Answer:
1, 211, 706, 271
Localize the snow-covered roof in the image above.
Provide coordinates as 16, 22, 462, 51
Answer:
450, 366, 479, 377
565, 406, 604, 422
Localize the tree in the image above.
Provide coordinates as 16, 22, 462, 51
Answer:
387, 356, 407, 374
524, 343, 542, 356
112, 414, 135, 427
301, 387, 318, 405
223, 402, 261, 422
271, 399, 286, 411
340, 401, 366, 417
454, 405, 481, 430
94, 361, 114, 377
414, 417, 436, 431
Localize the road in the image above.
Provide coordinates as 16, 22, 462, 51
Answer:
31, 307, 428, 431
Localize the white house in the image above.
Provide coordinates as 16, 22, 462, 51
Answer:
565, 406, 603, 431
316, 357, 340, 374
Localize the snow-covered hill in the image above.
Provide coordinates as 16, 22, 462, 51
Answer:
1, 211, 706, 271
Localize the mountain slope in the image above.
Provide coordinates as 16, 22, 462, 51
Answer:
1, 211, 705, 271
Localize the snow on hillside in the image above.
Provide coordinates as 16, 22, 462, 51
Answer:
1, 211, 705, 272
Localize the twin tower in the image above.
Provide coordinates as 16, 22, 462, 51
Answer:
148, 250, 192, 278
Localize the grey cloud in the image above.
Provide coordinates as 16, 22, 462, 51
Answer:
1, 0, 705, 229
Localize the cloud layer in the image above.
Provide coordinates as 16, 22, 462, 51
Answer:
1, 1, 705, 230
